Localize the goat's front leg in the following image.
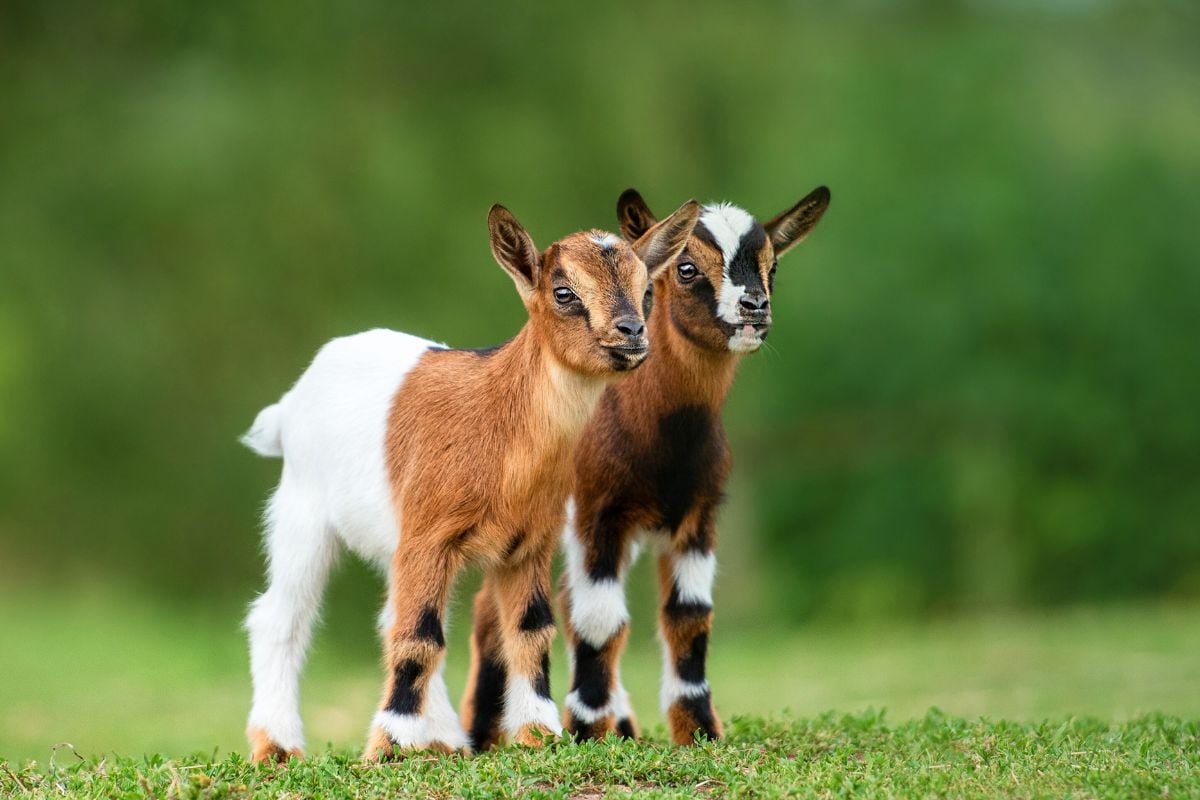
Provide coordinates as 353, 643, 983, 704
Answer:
559, 508, 636, 740
658, 504, 722, 744
490, 545, 561, 746
365, 543, 467, 760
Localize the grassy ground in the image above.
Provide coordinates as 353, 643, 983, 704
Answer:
2, 587, 1198, 769
2, 713, 1196, 799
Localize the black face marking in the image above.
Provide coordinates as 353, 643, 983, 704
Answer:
549, 266, 588, 318
642, 284, 654, 318
655, 406, 724, 532
571, 639, 613, 710
519, 590, 554, 632
670, 274, 720, 349
414, 606, 445, 647
725, 224, 768, 296
690, 224, 720, 252
616, 717, 637, 738
468, 657, 507, 751
611, 293, 640, 323
385, 659, 424, 715
665, 586, 713, 620
676, 692, 719, 740
676, 632, 709, 683
533, 652, 552, 699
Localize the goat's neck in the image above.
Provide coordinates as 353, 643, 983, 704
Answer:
622, 296, 739, 416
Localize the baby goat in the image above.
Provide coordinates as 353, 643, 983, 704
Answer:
241, 202, 699, 761
463, 187, 830, 748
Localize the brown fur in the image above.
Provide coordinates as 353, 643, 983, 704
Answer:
464, 188, 830, 746
356, 203, 699, 757
247, 726, 302, 765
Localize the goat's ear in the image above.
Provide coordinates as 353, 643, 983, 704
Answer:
764, 186, 831, 258
488, 204, 541, 300
633, 199, 700, 280
616, 188, 659, 241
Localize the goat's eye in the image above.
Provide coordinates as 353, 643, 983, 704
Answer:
553, 287, 577, 304
677, 263, 698, 282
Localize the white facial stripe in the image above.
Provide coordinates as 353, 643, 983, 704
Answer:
702, 203, 757, 325
671, 550, 716, 606
699, 203, 755, 266
590, 232, 621, 249
501, 675, 562, 736
562, 499, 631, 647
716, 281, 748, 325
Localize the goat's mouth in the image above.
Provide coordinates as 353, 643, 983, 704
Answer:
727, 322, 769, 354
603, 342, 649, 370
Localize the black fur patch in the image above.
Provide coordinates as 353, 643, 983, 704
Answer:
726, 224, 768, 293
676, 632, 709, 683
676, 692, 720, 740
656, 406, 723, 532
468, 657, 507, 751
457, 337, 513, 358
586, 499, 630, 580
519, 590, 554, 632
414, 606, 445, 647
385, 659, 424, 715
664, 586, 713, 620
533, 652, 552, 699
616, 717, 637, 738
571, 639, 612, 710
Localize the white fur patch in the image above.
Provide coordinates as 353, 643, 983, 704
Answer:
423, 667, 469, 749
565, 690, 611, 723
699, 203, 755, 265
660, 672, 711, 713
562, 501, 630, 647
715, 280, 748, 325
501, 675, 562, 736
671, 550, 716, 606
727, 328, 764, 354
611, 672, 633, 721
590, 232, 621, 249
702, 203, 757, 326
373, 710, 429, 748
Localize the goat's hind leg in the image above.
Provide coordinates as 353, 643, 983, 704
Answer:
245, 482, 337, 763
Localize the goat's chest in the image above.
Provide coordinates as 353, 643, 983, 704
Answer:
639, 405, 729, 532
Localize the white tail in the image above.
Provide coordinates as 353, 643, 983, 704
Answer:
242, 402, 284, 458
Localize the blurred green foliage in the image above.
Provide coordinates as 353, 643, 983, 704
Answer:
1, 0, 1198, 623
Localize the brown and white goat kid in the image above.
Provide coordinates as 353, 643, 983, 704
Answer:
241, 202, 699, 762
461, 187, 830, 749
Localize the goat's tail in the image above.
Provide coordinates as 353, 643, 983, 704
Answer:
241, 402, 284, 458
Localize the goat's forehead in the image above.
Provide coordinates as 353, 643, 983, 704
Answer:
553, 231, 643, 285
697, 203, 767, 267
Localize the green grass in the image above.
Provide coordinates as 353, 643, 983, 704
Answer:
2, 713, 1196, 799
2, 588, 1198, 768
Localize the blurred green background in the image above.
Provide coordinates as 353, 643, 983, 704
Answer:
2, 0, 1198, 764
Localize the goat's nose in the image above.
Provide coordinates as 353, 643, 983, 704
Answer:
739, 291, 770, 312
614, 315, 645, 337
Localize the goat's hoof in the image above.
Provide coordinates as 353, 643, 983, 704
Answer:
247, 727, 302, 765
511, 723, 558, 747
